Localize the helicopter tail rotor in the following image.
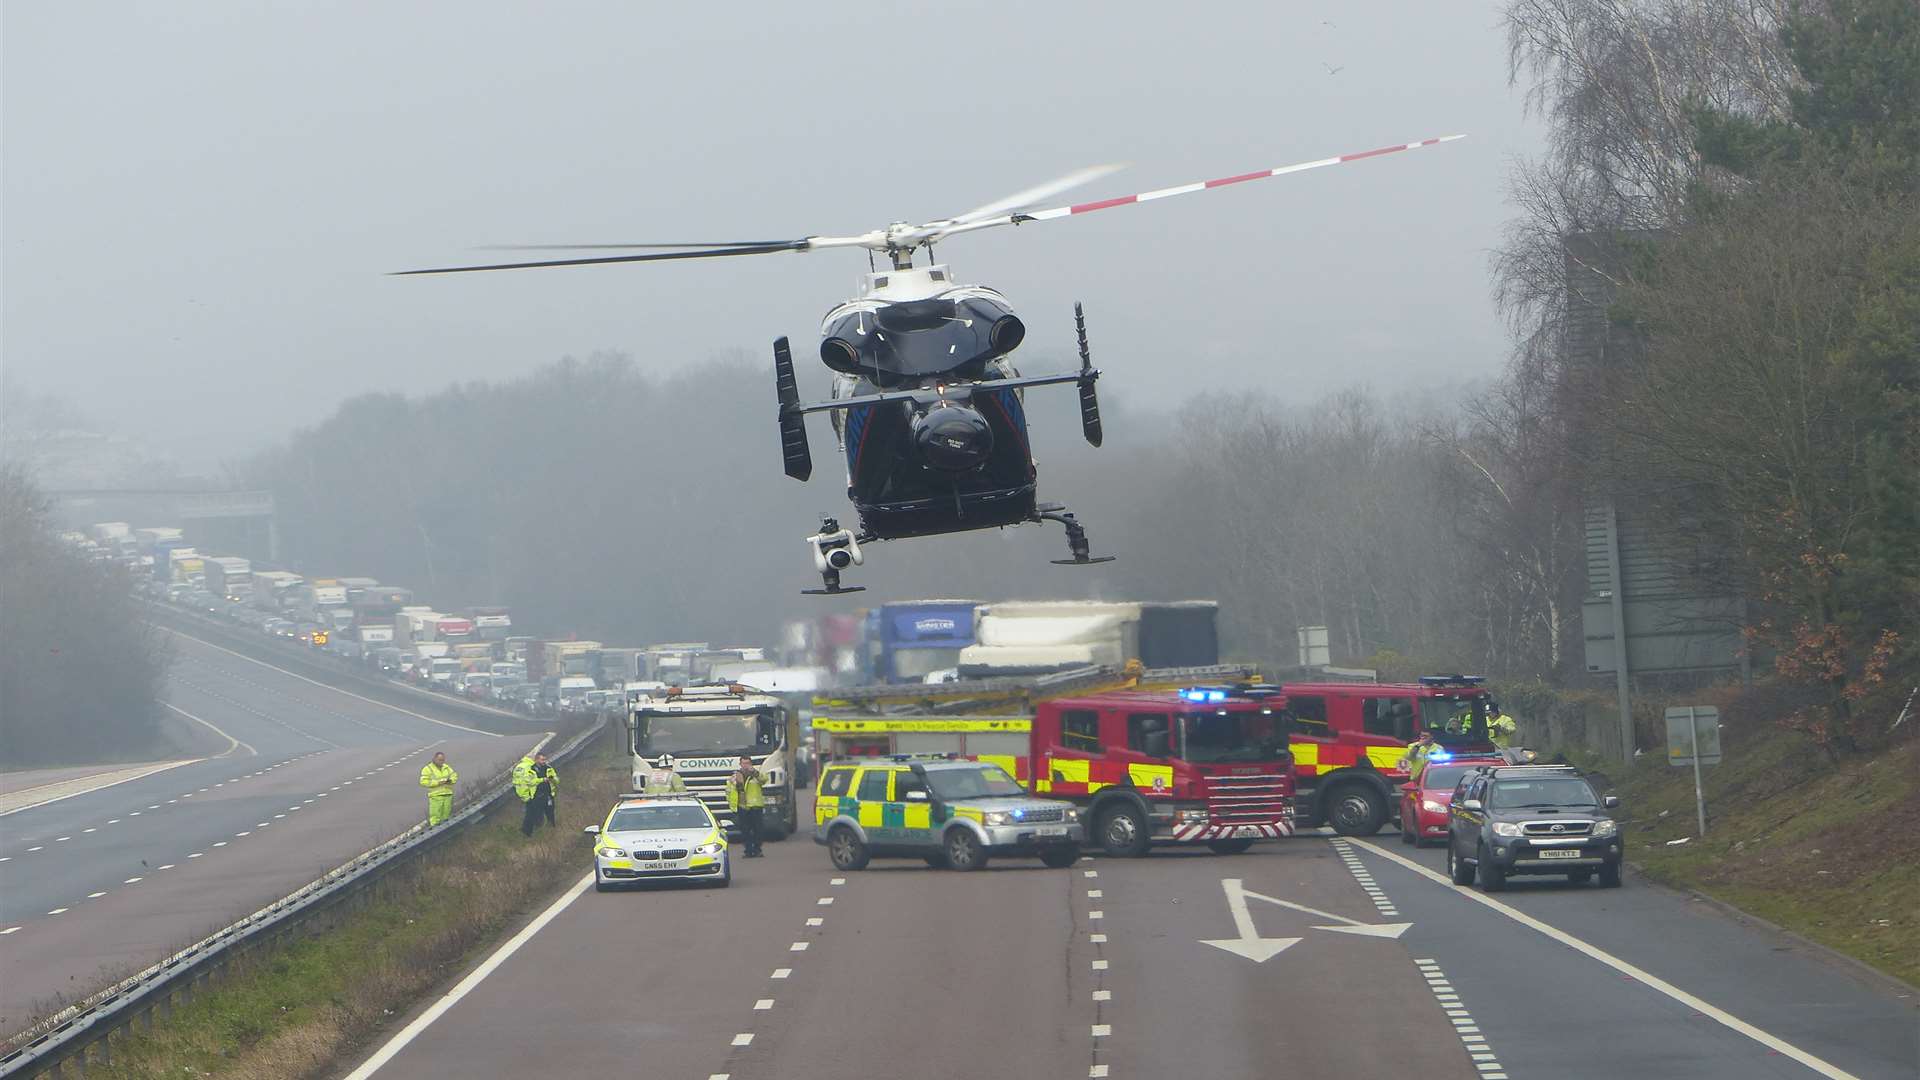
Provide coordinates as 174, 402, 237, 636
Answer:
773, 337, 814, 482
1073, 302, 1103, 449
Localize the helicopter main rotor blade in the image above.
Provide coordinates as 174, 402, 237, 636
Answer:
391, 241, 809, 275
476, 241, 804, 251
944, 164, 1126, 228
930, 134, 1466, 242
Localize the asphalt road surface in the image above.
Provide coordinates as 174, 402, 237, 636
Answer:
0, 629, 543, 1036
343, 811, 1916, 1080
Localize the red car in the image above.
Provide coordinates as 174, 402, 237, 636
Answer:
1398, 753, 1505, 847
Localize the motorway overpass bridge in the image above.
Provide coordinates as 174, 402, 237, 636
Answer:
46, 488, 279, 563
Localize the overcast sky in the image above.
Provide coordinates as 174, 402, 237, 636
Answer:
4, 2, 1538, 469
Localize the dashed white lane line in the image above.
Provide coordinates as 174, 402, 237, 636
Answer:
1088, 910, 1104, 920
753, 999, 774, 1010
1414, 959, 1506, 1078
156, 864, 175, 870
27, 847, 42, 852
46, 908, 68, 915
187, 853, 203, 859
1084, 869, 1098, 877
1090, 933, 1106, 943
85, 892, 106, 899
124, 877, 143, 884
789, 941, 809, 952
1090, 1067, 1109, 1078
1087, 889, 1102, 898
731, 1033, 754, 1047
0, 927, 19, 935
1092, 990, 1111, 1001
212, 841, 228, 848
1091, 959, 1108, 970
1330, 836, 1401, 917
816, 896, 833, 905
829, 877, 845, 885
771, 968, 791, 979
54, 836, 70, 842
1091, 1024, 1111, 1037
806, 917, 823, 927
1354, 838, 1866, 1080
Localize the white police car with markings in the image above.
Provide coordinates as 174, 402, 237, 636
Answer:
585, 794, 730, 892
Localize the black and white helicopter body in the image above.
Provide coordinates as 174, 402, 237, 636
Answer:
397, 135, 1462, 594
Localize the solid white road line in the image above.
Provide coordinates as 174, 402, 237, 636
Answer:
345, 871, 593, 1079
0, 759, 204, 817
1353, 838, 1864, 1080
162, 628, 501, 737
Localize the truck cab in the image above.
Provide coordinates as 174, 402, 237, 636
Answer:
628, 684, 801, 841
1278, 674, 1499, 835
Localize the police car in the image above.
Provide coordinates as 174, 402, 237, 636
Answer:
584, 794, 730, 892
813, 756, 1085, 872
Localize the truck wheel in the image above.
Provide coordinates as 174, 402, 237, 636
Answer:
1097, 804, 1152, 858
1447, 843, 1475, 885
1206, 838, 1255, 855
827, 826, 870, 871
1040, 845, 1082, 868
1599, 862, 1622, 888
944, 828, 988, 872
1326, 784, 1387, 836
1476, 843, 1506, 892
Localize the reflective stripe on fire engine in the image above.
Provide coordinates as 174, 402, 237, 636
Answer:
1128, 763, 1174, 790
1291, 742, 1320, 774
1049, 757, 1091, 786
977, 754, 1019, 779
1168, 820, 1295, 841
1364, 745, 1405, 770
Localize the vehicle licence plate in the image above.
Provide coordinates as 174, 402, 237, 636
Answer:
1036, 826, 1068, 836
1235, 825, 1262, 838
1538, 848, 1581, 859
642, 860, 677, 870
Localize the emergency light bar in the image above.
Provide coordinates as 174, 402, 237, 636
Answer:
1418, 674, 1487, 687
1425, 749, 1454, 763
1180, 688, 1229, 703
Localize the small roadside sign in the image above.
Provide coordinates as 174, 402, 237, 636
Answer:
1665, 706, 1721, 766
1665, 705, 1721, 836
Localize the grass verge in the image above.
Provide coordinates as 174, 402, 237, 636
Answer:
1579, 714, 1918, 988
78, 735, 629, 1079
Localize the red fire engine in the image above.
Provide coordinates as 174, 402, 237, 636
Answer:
812, 665, 1295, 857
1278, 674, 1498, 835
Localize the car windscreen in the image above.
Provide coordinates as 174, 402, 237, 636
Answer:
607, 805, 712, 831
1420, 765, 1473, 791
635, 711, 779, 755
925, 765, 1025, 800
1488, 777, 1597, 810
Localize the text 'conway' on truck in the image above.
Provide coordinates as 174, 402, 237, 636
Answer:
627, 684, 801, 841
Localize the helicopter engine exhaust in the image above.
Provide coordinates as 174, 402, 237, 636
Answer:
910, 401, 994, 472
989, 314, 1026, 354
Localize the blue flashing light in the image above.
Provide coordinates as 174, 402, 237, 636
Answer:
1180, 688, 1229, 703
1426, 749, 1454, 763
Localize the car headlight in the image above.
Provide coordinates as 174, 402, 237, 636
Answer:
1491, 822, 1523, 838
598, 846, 629, 859
1063, 807, 1081, 823
1591, 819, 1618, 838
982, 811, 1015, 826
1421, 800, 1445, 814
1174, 808, 1209, 824
692, 841, 724, 855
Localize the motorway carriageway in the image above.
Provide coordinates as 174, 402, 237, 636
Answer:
0, 629, 544, 1038
345, 807, 1916, 1080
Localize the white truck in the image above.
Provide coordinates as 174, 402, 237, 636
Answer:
626, 684, 801, 840
958, 600, 1220, 677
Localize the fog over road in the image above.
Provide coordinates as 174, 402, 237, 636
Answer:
346, 803, 1916, 1080
0, 630, 541, 1037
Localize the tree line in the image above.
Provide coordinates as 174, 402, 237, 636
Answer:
0, 466, 174, 767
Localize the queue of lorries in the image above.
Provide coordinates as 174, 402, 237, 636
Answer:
67, 522, 1626, 890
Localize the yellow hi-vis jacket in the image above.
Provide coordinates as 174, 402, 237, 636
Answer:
726, 769, 766, 810
1489, 712, 1518, 749
512, 757, 558, 801
419, 762, 457, 795
1398, 741, 1433, 780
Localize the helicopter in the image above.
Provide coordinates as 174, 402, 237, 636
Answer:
396, 134, 1462, 594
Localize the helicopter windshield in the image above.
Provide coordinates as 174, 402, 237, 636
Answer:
821, 295, 1019, 385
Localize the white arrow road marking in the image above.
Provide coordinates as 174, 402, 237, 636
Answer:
1200, 878, 1303, 962
1202, 878, 1412, 961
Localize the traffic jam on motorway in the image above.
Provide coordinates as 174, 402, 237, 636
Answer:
64, 521, 1627, 897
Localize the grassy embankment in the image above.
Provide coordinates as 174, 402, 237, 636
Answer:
74, 737, 628, 1080
1584, 715, 1917, 988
